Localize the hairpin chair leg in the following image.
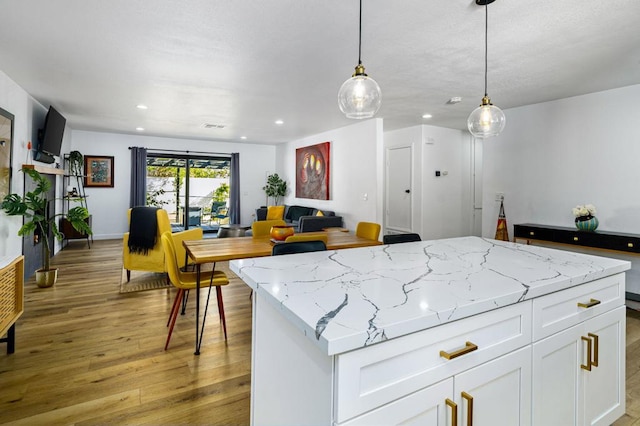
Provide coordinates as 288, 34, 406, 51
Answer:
181, 290, 189, 315
165, 289, 185, 350
167, 289, 183, 327
216, 286, 227, 340
197, 282, 215, 350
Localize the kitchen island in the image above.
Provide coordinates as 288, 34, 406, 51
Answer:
230, 236, 630, 425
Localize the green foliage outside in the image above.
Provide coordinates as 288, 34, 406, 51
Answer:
213, 183, 229, 202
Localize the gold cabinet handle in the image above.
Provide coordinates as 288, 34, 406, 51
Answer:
577, 298, 601, 308
529, 231, 535, 236
628, 242, 634, 248
440, 341, 478, 360
462, 391, 474, 426
588, 332, 599, 367
581, 335, 592, 371
573, 236, 579, 241
445, 398, 457, 426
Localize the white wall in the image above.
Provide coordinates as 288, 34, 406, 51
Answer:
71, 130, 276, 239
0, 70, 55, 259
274, 119, 384, 232
483, 84, 640, 237
384, 124, 474, 240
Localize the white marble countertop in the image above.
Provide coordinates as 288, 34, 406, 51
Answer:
229, 236, 630, 355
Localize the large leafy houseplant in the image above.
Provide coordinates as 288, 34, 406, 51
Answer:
1, 167, 91, 284
262, 173, 287, 205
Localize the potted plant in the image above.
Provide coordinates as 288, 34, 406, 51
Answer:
262, 173, 287, 205
1, 167, 92, 287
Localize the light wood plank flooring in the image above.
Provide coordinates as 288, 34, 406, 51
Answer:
1, 239, 640, 425
0, 239, 252, 425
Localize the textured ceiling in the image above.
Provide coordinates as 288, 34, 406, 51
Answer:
1, 0, 639, 145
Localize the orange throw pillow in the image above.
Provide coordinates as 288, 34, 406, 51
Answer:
267, 205, 285, 220
316, 210, 324, 216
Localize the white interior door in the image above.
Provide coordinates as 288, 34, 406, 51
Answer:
386, 146, 412, 233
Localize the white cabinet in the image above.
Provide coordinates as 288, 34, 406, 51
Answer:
532, 306, 625, 426
342, 347, 532, 426
248, 274, 625, 426
340, 378, 453, 426
335, 302, 532, 423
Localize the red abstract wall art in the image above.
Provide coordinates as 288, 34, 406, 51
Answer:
296, 142, 330, 200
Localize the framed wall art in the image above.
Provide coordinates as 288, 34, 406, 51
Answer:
84, 155, 114, 187
295, 141, 330, 200
0, 107, 14, 199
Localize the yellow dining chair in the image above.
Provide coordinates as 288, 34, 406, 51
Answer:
161, 232, 229, 350
251, 219, 286, 238
285, 233, 328, 245
356, 222, 381, 241
123, 208, 202, 282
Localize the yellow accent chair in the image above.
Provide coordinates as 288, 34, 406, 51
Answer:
285, 232, 328, 245
123, 208, 203, 282
161, 232, 229, 349
356, 221, 381, 241
251, 219, 286, 238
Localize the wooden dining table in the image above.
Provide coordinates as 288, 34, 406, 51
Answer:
182, 231, 383, 354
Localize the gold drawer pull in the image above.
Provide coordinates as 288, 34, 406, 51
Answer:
440, 341, 478, 360
462, 391, 474, 426
573, 236, 579, 241
588, 332, 599, 367
529, 231, 535, 236
628, 242, 634, 248
581, 335, 593, 371
446, 398, 457, 426
577, 298, 601, 308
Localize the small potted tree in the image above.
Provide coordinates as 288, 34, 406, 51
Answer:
262, 173, 287, 205
1, 167, 92, 287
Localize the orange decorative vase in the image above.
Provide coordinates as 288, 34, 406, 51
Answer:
270, 225, 295, 241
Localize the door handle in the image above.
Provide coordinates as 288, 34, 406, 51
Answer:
581, 335, 593, 371
445, 398, 457, 426
577, 298, 601, 309
405, 189, 410, 193
462, 392, 474, 426
440, 341, 478, 360
588, 332, 599, 367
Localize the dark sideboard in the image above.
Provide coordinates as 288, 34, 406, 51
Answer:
513, 223, 640, 301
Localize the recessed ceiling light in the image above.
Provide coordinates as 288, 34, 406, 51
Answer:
240, 136, 247, 140
136, 104, 148, 110
447, 97, 463, 104
422, 114, 433, 119
136, 127, 145, 131
275, 120, 284, 125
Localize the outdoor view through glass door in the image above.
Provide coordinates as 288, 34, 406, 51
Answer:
145, 154, 231, 233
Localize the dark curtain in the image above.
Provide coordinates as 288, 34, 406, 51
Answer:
130, 147, 147, 208
229, 153, 240, 224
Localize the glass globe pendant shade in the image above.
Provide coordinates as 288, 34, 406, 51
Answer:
467, 96, 506, 138
338, 64, 382, 119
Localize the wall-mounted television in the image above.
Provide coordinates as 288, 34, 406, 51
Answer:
38, 106, 66, 157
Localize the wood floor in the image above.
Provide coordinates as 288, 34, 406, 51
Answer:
0, 239, 252, 425
1, 239, 639, 425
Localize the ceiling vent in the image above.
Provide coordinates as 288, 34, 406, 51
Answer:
203, 123, 225, 129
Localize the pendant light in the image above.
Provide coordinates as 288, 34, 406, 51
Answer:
467, 0, 505, 138
338, 0, 381, 119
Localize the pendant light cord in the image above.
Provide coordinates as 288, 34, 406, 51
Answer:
357, 0, 363, 65
484, 2, 488, 97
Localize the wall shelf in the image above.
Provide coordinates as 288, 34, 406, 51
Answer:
22, 164, 64, 175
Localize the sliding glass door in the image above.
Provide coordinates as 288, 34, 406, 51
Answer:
145, 153, 230, 232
